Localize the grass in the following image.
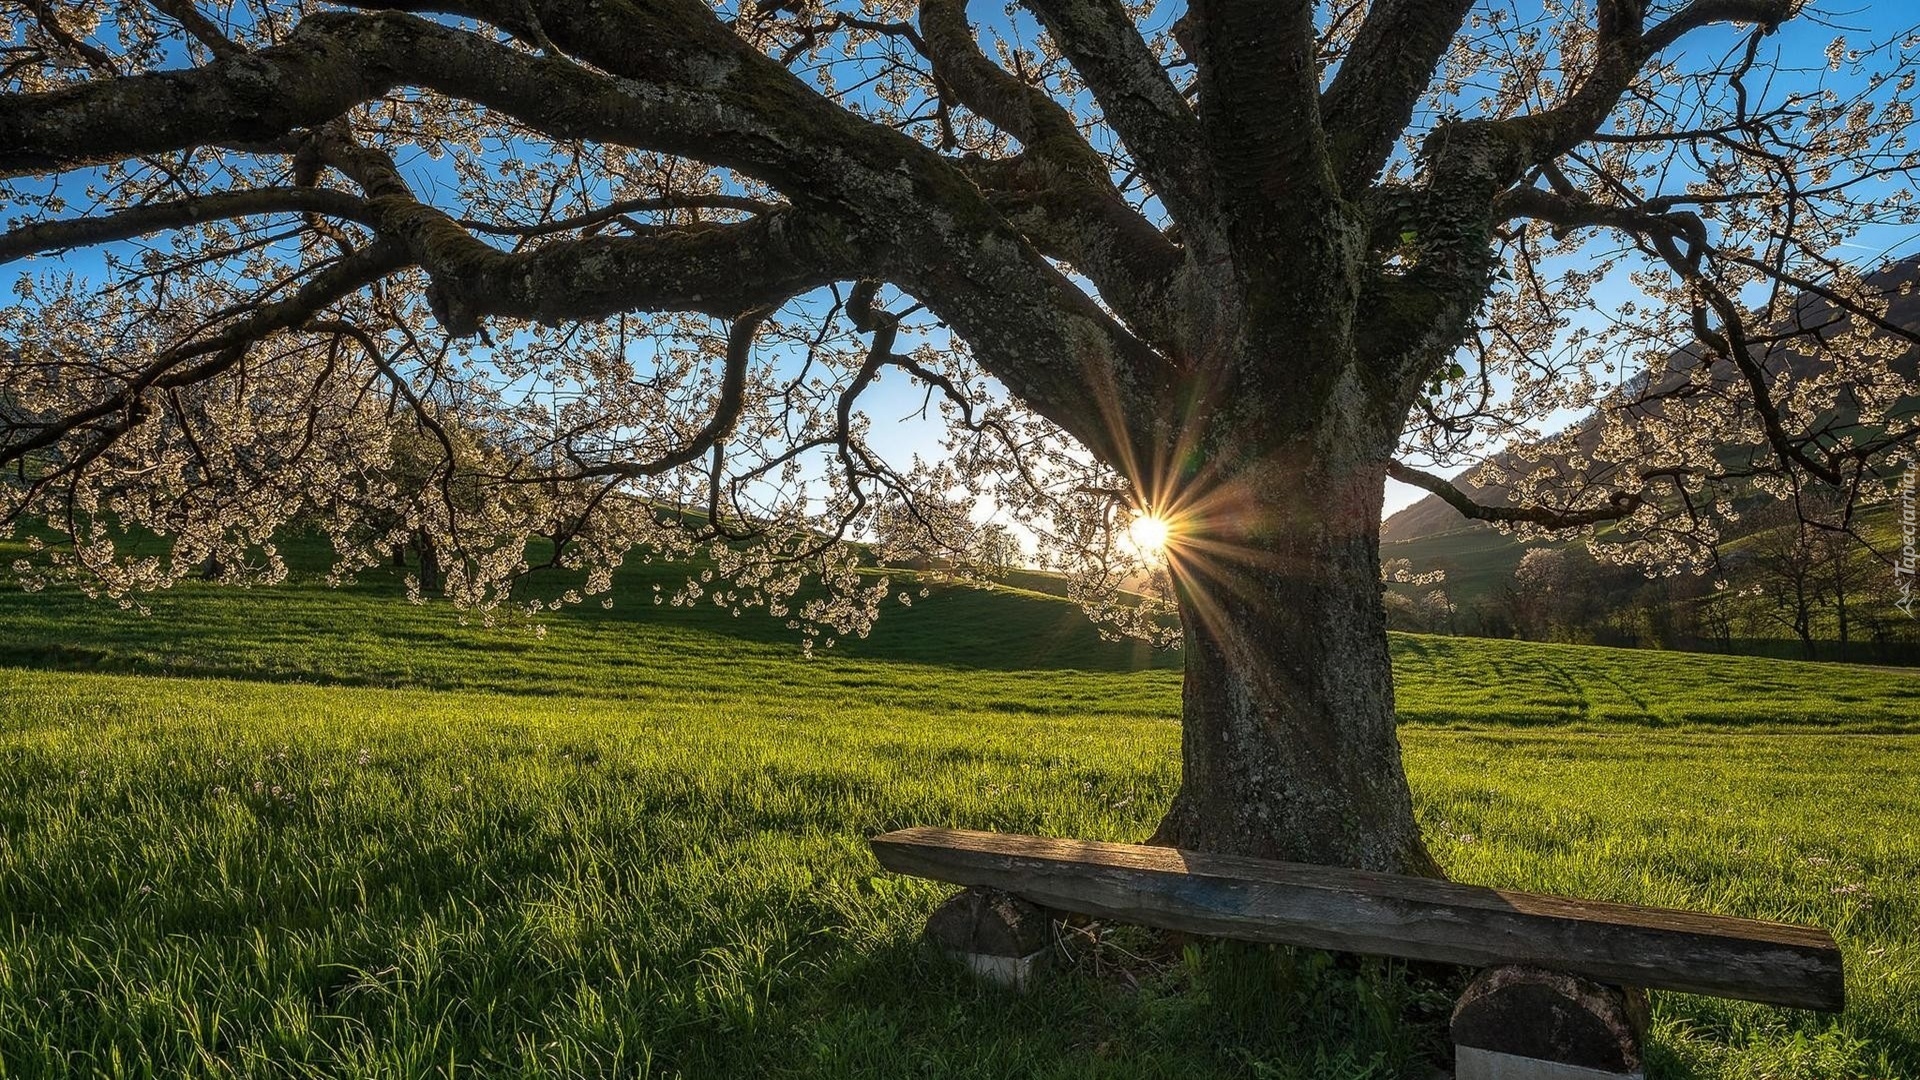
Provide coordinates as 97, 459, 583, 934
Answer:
0, 542, 1916, 1077
2, 546, 1916, 731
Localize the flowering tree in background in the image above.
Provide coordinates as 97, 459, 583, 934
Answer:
3, 0, 1919, 871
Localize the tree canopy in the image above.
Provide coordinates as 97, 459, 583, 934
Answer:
4, 0, 1916, 631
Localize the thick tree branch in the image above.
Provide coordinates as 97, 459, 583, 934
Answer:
918, 0, 1087, 157
0, 0, 1189, 489
1387, 460, 1645, 529
316, 132, 864, 329
918, 0, 1183, 348
1181, 0, 1373, 397
1, 12, 711, 179
1320, 0, 1475, 193
1014, 0, 1213, 241
1354, 182, 1502, 407
1494, 185, 1706, 247
0, 188, 376, 263
956, 153, 1185, 355
347, 0, 1184, 464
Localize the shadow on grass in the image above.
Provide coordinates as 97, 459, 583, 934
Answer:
780, 934, 1457, 1079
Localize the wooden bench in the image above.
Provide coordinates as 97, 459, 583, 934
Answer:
872, 827, 1845, 1080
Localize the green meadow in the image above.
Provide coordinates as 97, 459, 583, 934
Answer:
0, 548, 1915, 1078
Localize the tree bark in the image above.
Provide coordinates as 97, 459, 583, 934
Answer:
1149, 427, 1438, 876
412, 532, 442, 595
1832, 557, 1850, 662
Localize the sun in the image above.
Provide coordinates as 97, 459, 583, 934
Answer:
1126, 511, 1173, 557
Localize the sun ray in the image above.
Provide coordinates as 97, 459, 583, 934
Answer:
1126, 511, 1172, 557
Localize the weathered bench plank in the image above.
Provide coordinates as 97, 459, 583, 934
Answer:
871, 828, 1844, 1011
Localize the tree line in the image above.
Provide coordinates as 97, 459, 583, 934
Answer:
1389, 500, 1920, 663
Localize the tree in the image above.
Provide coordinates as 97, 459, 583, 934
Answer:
1419, 588, 1457, 636
1814, 513, 1874, 661
1732, 494, 1883, 659
1509, 547, 1570, 640
1696, 582, 1738, 650
4, 0, 1920, 873
1740, 501, 1828, 657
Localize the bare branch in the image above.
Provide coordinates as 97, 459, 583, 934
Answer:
1494, 0, 1796, 168
18, 0, 117, 74
553, 308, 774, 479
147, 0, 248, 60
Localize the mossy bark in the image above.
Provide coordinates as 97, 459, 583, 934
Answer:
1149, 428, 1436, 876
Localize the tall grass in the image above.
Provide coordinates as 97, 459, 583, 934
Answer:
0, 543, 1914, 1077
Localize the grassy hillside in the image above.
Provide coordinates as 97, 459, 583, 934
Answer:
0, 546, 1916, 1077
1384, 499, 1920, 664
2, 555, 1915, 730
1381, 517, 1530, 606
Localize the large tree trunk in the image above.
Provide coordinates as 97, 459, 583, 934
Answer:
1149, 424, 1437, 877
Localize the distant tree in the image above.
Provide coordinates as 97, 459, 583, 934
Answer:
1742, 502, 1828, 657
1384, 589, 1451, 635
1462, 597, 1516, 640
1696, 586, 1737, 650
5, 0, 1920, 871
1642, 570, 1723, 649
1420, 588, 1458, 636
1505, 544, 1684, 645
1813, 519, 1875, 661
1621, 574, 1685, 649
1382, 589, 1425, 632
1508, 548, 1567, 639
1855, 568, 1920, 661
